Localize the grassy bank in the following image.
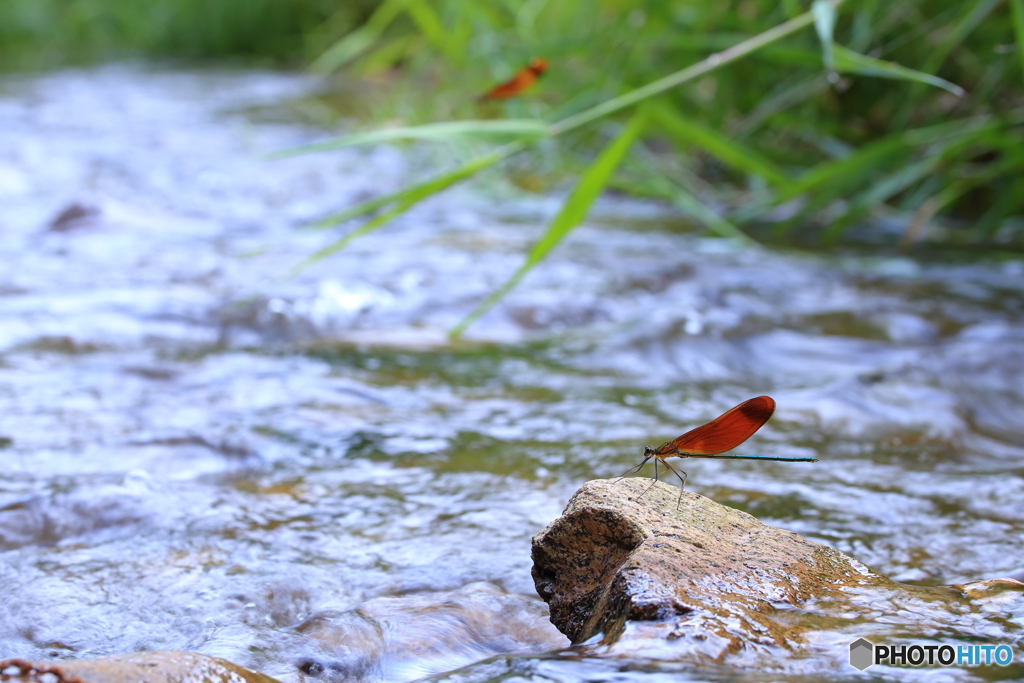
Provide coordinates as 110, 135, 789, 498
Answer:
6, 0, 1020, 244
0, 0, 367, 69
300, 0, 1024, 244
4, 1, 1023, 333
286, 0, 1024, 330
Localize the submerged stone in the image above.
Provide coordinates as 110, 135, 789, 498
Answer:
0, 652, 280, 683
0, 585, 565, 683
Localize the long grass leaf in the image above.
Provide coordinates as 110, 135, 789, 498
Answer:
822, 155, 943, 242
782, 136, 911, 202
850, 0, 880, 52
812, 0, 837, 71
834, 45, 965, 95
784, 115, 994, 205
450, 110, 648, 338
548, 0, 847, 136
664, 188, 754, 244
271, 120, 549, 158
923, 0, 1004, 75
900, 183, 969, 247
651, 104, 794, 190
825, 121, 1015, 239
621, 147, 756, 244
310, 0, 408, 73
290, 202, 413, 275
404, 0, 458, 63
782, 0, 803, 19
892, 0, 1003, 127
788, 118, 997, 232
355, 34, 417, 73
1013, 0, 1024, 83
306, 189, 411, 232
974, 176, 1024, 235
731, 75, 832, 136
291, 142, 525, 271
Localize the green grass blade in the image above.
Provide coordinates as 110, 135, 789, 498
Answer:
665, 189, 754, 244
974, 176, 1024, 235
516, 0, 551, 40
355, 34, 417, 72
548, 0, 847, 136
782, 0, 803, 18
900, 181, 972, 246
833, 44, 965, 95
784, 117, 994, 228
291, 142, 525, 272
820, 123, 1007, 239
450, 110, 648, 338
310, 0, 408, 73
822, 155, 942, 242
902, 113, 1006, 146
404, 0, 459, 63
782, 135, 911, 202
923, 0, 1004, 75
305, 189, 410, 232
271, 120, 549, 158
304, 142, 527, 231
621, 147, 756, 245
850, 0, 880, 52
731, 75, 832, 136
290, 202, 413, 275
892, 0, 1002, 127
816, 0, 964, 98
651, 104, 794, 190
1013, 0, 1024, 83
812, 0, 837, 71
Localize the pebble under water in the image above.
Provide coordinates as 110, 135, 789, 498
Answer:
0, 66, 1022, 682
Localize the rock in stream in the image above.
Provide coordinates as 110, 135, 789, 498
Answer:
531, 478, 1024, 665
0, 652, 280, 683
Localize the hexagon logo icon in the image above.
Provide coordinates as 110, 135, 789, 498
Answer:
849, 638, 874, 670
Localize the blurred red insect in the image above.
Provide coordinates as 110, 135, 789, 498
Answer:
478, 58, 548, 101
617, 396, 818, 507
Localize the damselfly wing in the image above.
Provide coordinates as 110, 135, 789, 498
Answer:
617, 396, 817, 508
653, 395, 777, 457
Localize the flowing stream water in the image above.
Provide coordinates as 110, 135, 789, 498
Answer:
1, 66, 1022, 682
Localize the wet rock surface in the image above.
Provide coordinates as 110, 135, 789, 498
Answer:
531, 478, 1021, 663
0, 652, 280, 683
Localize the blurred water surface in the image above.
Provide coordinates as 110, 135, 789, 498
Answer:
1, 66, 1023, 681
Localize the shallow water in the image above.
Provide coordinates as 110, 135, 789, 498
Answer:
1, 66, 1022, 681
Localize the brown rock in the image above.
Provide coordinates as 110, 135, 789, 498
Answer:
531, 478, 898, 654
0, 651, 281, 683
